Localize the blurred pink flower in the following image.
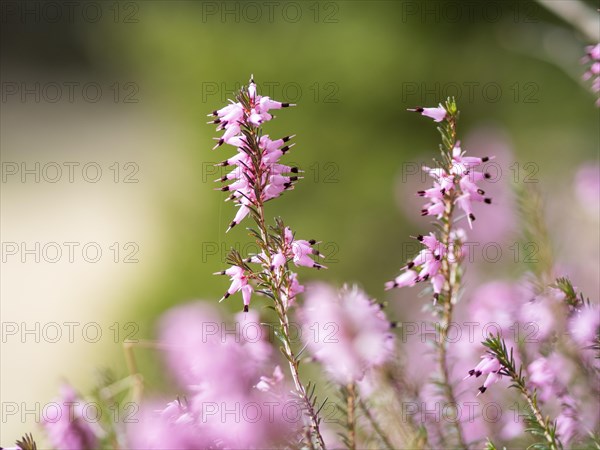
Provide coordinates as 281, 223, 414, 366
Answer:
569, 304, 600, 347
300, 284, 394, 384
42, 384, 104, 450
130, 303, 298, 448
519, 288, 567, 342
255, 365, 284, 392
127, 400, 207, 450
556, 410, 578, 445
468, 281, 522, 332
528, 357, 556, 402
158, 302, 272, 392
574, 163, 600, 218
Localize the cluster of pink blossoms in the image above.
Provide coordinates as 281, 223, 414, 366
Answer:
386, 104, 492, 299
215, 226, 325, 311
210, 77, 324, 311
210, 77, 297, 231
421, 142, 492, 228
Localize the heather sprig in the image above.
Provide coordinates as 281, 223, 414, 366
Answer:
480, 334, 563, 450
209, 76, 326, 448
387, 98, 493, 449
553, 276, 590, 311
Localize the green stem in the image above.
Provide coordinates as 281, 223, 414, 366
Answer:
507, 367, 560, 450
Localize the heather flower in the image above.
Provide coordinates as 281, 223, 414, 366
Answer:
386, 230, 460, 298
285, 227, 326, 269
384, 269, 418, 290
300, 284, 394, 384
209, 77, 327, 447
387, 100, 490, 448
528, 357, 556, 402
215, 265, 254, 311
409, 104, 447, 122
421, 143, 492, 228
463, 354, 504, 395
210, 78, 296, 231
42, 384, 104, 450
389, 111, 492, 299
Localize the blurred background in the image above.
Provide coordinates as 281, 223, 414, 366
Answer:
1, 0, 598, 444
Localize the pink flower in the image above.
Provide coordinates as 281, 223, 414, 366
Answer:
285, 227, 326, 269
300, 284, 394, 384
214, 226, 323, 310
151, 304, 298, 445
409, 104, 447, 122
386, 232, 457, 298
528, 357, 556, 402
463, 355, 504, 395
569, 304, 600, 346
215, 265, 254, 311
556, 410, 578, 444
210, 78, 297, 231
255, 365, 284, 392
42, 384, 105, 450
159, 302, 271, 389
385, 269, 418, 290
419, 144, 492, 229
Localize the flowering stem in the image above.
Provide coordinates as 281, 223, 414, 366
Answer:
483, 335, 561, 450
434, 112, 467, 450
246, 130, 326, 450
212, 79, 327, 449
